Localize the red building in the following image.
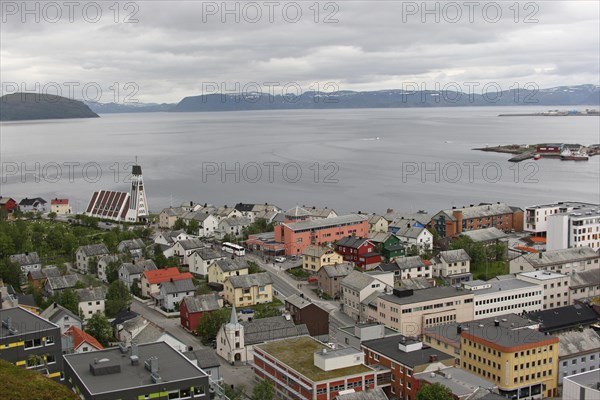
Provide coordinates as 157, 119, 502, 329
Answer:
0, 196, 17, 217
535, 144, 562, 154
284, 294, 330, 337
335, 236, 381, 269
180, 293, 223, 332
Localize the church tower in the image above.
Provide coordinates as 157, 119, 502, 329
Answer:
221, 305, 245, 364
126, 164, 149, 222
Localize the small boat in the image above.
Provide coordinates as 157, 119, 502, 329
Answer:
560, 148, 589, 161
533, 154, 541, 160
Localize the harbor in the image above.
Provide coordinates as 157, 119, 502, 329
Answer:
499, 109, 599, 117
475, 143, 600, 162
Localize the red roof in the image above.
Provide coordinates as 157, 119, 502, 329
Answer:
51, 198, 69, 205
143, 267, 193, 284
65, 326, 103, 351
529, 237, 547, 244
422, 259, 433, 266
515, 246, 538, 253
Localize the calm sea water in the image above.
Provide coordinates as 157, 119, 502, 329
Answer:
1, 106, 599, 214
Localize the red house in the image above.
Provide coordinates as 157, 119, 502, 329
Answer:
179, 293, 223, 332
335, 236, 381, 269
0, 196, 17, 217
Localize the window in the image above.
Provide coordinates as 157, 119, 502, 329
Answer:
45, 336, 54, 345
24, 338, 42, 349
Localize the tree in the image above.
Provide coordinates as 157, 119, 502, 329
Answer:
174, 218, 187, 231
47, 212, 57, 220
416, 383, 453, 400
153, 244, 168, 268
58, 289, 80, 316
252, 380, 274, 400
105, 280, 132, 317
186, 219, 199, 235
85, 313, 113, 346
254, 305, 280, 319
223, 385, 246, 400
105, 260, 121, 284
196, 308, 230, 345
131, 278, 142, 298
0, 260, 22, 290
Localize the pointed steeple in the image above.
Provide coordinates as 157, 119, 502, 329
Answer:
229, 304, 238, 325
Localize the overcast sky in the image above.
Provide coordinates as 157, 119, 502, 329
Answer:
1, 0, 599, 103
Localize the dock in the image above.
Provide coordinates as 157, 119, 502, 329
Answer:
508, 152, 534, 162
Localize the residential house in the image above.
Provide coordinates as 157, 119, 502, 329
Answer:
27, 266, 61, 290
431, 249, 472, 285
63, 342, 209, 400
118, 260, 157, 289
75, 244, 110, 274
569, 269, 600, 304
367, 214, 388, 233
44, 274, 79, 297
117, 238, 145, 259
116, 315, 188, 352
172, 237, 205, 266
317, 263, 355, 299
285, 294, 330, 337
0, 307, 63, 380
96, 254, 119, 283
39, 302, 83, 335
516, 270, 571, 309
368, 232, 405, 261
302, 245, 344, 272
234, 202, 281, 223
526, 304, 599, 334
461, 226, 509, 246
557, 329, 600, 385
18, 197, 47, 213
362, 335, 456, 400
63, 325, 104, 353
394, 224, 434, 253
141, 267, 193, 298
153, 229, 190, 247
188, 247, 226, 277
50, 198, 71, 215
9, 252, 41, 274
157, 278, 196, 311
180, 293, 223, 332
214, 205, 243, 221
208, 259, 249, 285
254, 336, 383, 400
159, 206, 187, 229
216, 307, 309, 364
335, 236, 381, 270
75, 287, 106, 320
371, 287, 475, 336
223, 272, 273, 307
463, 277, 543, 320
378, 256, 432, 282
509, 247, 599, 274
183, 349, 222, 383
305, 206, 338, 219
0, 196, 18, 217
180, 210, 219, 237
216, 216, 252, 240
431, 203, 524, 239
340, 271, 388, 321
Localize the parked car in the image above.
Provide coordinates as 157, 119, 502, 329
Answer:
241, 309, 255, 314
275, 256, 286, 263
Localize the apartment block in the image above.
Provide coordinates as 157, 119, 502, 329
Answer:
516, 271, 570, 309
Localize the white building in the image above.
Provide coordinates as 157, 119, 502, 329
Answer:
97, 255, 119, 283
188, 248, 226, 277
118, 260, 157, 289
75, 287, 106, 320
524, 201, 594, 235
9, 252, 41, 273
547, 203, 600, 251
157, 278, 196, 311
557, 329, 600, 385
562, 369, 600, 399
18, 197, 47, 213
75, 244, 110, 274
172, 238, 205, 266
340, 271, 388, 321
432, 249, 471, 285
463, 277, 543, 320
394, 224, 434, 253
569, 269, 600, 304
50, 198, 71, 215
378, 256, 432, 281
516, 270, 570, 309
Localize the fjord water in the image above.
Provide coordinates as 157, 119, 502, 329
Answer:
1, 106, 599, 214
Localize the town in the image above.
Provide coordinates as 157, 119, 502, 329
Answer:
1, 165, 599, 400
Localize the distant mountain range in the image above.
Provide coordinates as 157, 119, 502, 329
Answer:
0, 93, 99, 121
2, 85, 598, 120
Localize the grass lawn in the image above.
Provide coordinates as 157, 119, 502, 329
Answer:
286, 266, 310, 280
471, 261, 508, 280
0, 359, 78, 400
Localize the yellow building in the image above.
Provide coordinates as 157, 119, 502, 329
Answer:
460, 322, 559, 399
207, 259, 248, 284
302, 245, 343, 272
223, 272, 273, 307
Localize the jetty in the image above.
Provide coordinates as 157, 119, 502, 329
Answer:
508, 152, 534, 162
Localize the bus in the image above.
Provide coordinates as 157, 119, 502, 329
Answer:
222, 242, 246, 256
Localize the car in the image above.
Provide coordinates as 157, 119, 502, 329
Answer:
241, 309, 255, 314
274, 256, 286, 263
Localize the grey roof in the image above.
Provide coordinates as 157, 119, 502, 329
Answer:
177, 238, 205, 251
398, 278, 434, 290
336, 236, 370, 249
526, 304, 599, 333
220, 216, 251, 227
414, 367, 496, 397
569, 269, 600, 288
161, 229, 187, 243
385, 256, 425, 270
285, 205, 312, 217
161, 206, 186, 217
183, 349, 221, 369
462, 322, 554, 349
160, 278, 196, 294
46, 274, 79, 290
1, 307, 58, 338
395, 225, 426, 239
462, 277, 539, 295
341, 271, 377, 292
227, 272, 272, 289
321, 263, 355, 278
121, 260, 157, 275
379, 286, 470, 306
42, 266, 61, 277
192, 248, 224, 260
40, 303, 82, 324
439, 203, 517, 221
439, 249, 471, 263
384, 210, 431, 225
302, 245, 332, 257
213, 259, 247, 273
307, 206, 337, 218
18, 197, 47, 206
182, 294, 221, 313
563, 369, 600, 391
368, 232, 393, 244
77, 243, 110, 257
285, 294, 326, 311
522, 247, 598, 268
63, 342, 206, 395
558, 329, 600, 358
461, 227, 508, 242
75, 287, 106, 302
334, 387, 389, 400
283, 214, 367, 232
181, 210, 213, 222
362, 336, 453, 368
118, 238, 145, 251
242, 316, 309, 345
27, 269, 44, 280
9, 252, 40, 266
